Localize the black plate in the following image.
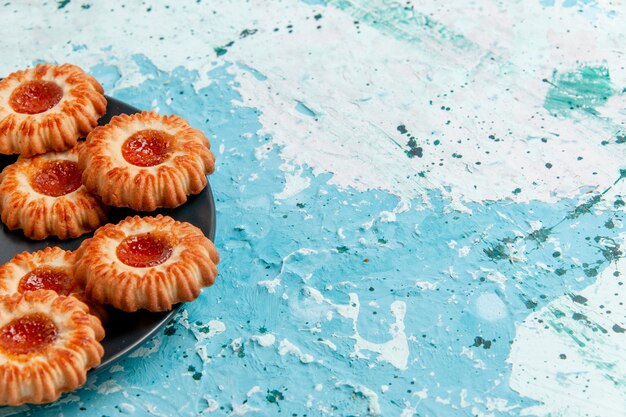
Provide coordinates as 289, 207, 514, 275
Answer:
0, 96, 216, 370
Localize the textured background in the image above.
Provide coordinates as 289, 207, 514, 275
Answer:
1, 0, 625, 416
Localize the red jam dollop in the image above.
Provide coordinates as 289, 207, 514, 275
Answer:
121, 129, 172, 167
9, 80, 63, 115
18, 267, 74, 296
31, 160, 83, 197
116, 233, 173, 268
0, 313, 58, 356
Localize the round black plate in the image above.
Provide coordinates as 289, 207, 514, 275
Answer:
0, 96, 216, 370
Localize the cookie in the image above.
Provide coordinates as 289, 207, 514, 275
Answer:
0, 247, 107, 321
0, 290, 104, 405
75, 215, 219, 312
0, 143, 108, 240
79, 111, 215, 211
0, 63, 106, 157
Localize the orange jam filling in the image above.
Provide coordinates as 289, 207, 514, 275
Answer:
9, 80, 63, 114
0, 313, 58, 356
18, 267, 74, 296
31, 160, 83, 197
116, 233, 173, 268
121, 129, 172, 167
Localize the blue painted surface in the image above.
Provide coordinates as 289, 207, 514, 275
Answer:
2, 57, 621, 417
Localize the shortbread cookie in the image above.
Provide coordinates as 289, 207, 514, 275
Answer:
79, 111, 215, 211
75, 215, 219, 312
0, 247, 107, 321
0, 63, 106, 157
0, 290, 104, 405
0, 144, 108, 240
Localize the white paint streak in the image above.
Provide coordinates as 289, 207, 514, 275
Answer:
400, 404, 417, 417
274, 165, 312, 200
109, 364, 125, 373
117, 403, 136, 414
96, 380, 124, 395
128, 338, 161, 358
509, 246, 626, 417
0, 0, 623, 208
278, 339, 314, 364
304, 288, 410, 370
352, 300, 410, 370
258, 248, 318, 293
246, 386, 261, 397
250, 333, 276, 347
202, 396, 220, 413
228, 403, 260, 416
314, 338, 337, 351
193, 320, 226, 341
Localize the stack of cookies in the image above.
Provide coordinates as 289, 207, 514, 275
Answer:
0, 63, 220, 405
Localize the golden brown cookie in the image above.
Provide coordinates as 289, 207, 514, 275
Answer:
0, 63, 106, 157
0, 290, 104, 405
0, 143, 108, 240
0, 247, 107, 321
78, 111, 215, 211
75, 214, 219, 312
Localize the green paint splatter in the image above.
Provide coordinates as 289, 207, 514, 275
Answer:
547, 320, 586, 348
519, 293, 539, 310
329, 0, 475, 51
187, 365, 202, 380
336, 246, 349, 253
266, 389, 284, 405
483, 243, 509, 261
584, 267, 598, 277
543, 65, 612, 117
527, 226, 552, 243
196, 324, 211, 333
472, 336, 492, 349
240, 29, 258, 38
598, 237, 623, 262
405, 137, 423, 158
567, 194, 602, 219
214, 41, 235, 56
570, 294, 588, 305
57, 0, 70, 8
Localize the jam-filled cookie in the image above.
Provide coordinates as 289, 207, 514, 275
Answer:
0, 290, 104, 405
78, 111, 215, 211
0, 143, 108, 240
75, 215, 219, 312
0, 63, 107, 157
0, 247, 107, 321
